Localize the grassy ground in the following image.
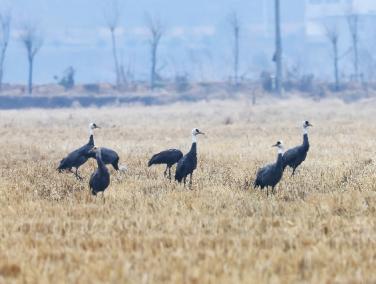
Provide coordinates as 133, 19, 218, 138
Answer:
0, 98, 375, 283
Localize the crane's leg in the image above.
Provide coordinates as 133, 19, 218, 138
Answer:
189, 174, 193, 189
183, 177, 186, 187
272, 186, 276, 195
164, 166, 168, 177
291, 167, 296, 176
266, 187, 269, 197
168, 166, 172, 180
75, 168, 83, 180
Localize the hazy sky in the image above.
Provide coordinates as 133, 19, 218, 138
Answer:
0, 0, 335, 84
0, 0, 278, 84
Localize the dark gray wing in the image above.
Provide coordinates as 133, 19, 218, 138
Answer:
100, 148, 119, 164
58, 142, 91, 170
148, 149, 183, 166
282, 146, 301, 167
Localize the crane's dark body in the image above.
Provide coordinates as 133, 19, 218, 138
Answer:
57, 135, 94, 179
88, 147, 120, 171
283, 134, 309, 175
148, 149, 183, 179
89, 150, 110, 196
175, 143, 197, 186
254, 152, 284, 196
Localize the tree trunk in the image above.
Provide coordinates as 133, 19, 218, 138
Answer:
110, 28, 120, 88
274, 0, 282, 96
151, 43, 157, 90
348, 14, 359, 82
353, 35, 359, 82
0, 47, 6, 92
334, 41, 339, 91
28, 56, 33, 94
234, 26, 239, 86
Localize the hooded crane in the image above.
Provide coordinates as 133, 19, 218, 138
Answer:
57, 122, 99, 179
88, 147, 121, 171
283, 120, 312, 176
254, 140, 285, 196
89, 146, 110, 196
175, 128, 205, 187
148, 149, 183, 179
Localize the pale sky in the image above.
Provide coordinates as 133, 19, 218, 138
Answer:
3, 0, 368, 84
0, 0, 291, 84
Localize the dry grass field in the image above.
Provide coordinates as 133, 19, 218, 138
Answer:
0, 97, 376, 283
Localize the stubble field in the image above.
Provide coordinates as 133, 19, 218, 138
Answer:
0, 98, 376, 283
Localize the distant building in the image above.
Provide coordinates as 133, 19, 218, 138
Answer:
244, 0, 376, 80
305, 0, 376, 38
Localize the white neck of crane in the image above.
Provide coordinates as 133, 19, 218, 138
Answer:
278, 147, 284, 154
89, 127, 94, 136
303, 127, 308, 135
192, 133, 197, 143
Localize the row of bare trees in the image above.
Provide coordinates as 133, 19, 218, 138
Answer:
102, 0, 366, 95
1, 1, 364, 95
325, 11, 360, 91
0, 0, 244, 94
104, 0, 243, 91
104, 0, 165, 90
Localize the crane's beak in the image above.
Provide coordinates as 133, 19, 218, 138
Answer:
95, 125, 101, 129
198, 131, 205, 135
308, 123, 313, 127
272, 143, 278, 147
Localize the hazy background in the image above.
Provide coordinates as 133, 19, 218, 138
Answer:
2, 0, 375, 85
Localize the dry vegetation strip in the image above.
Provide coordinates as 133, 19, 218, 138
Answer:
0, 98, 376, 283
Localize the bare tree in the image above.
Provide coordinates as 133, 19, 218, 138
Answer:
0, 11, 11, 92
347, 12, 359, 82
104, 0, 123, 88
229, 12, 240, 86
20, 23, 43, 94
146, 15, 164, 90
325, 25, 340, 91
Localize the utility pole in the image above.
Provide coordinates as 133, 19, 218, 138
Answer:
274, 0, 282, 96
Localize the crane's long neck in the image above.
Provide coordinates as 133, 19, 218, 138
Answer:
276, 148, 284, 168
89, 135, 94, 146
89, 127, 94, 146
192, 133, 197, 144
302, 128, 309, 149
189, 134, 197, 156
96, 150, 106, 171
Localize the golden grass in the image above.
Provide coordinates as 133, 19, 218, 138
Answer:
0, 97, 376, 283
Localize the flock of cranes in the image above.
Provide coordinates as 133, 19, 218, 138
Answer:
148, 128, 205, 186
254, 120, 312, 195
57, 121, 312, 197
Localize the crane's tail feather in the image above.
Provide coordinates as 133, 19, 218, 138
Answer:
175, 174, 184, 183
254, 178, 260, 189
